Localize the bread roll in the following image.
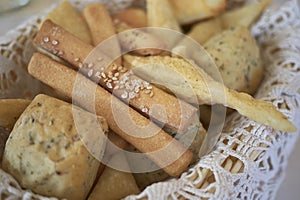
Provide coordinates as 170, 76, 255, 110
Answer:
203, 26, 263, 94
88, 151, 140, 200
2, 94, 108, 200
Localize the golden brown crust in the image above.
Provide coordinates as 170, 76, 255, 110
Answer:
114, 21, 165, 56
124, 55, 297, 133
203, 26, 264, 94
33, 19, 198, 133
169, 0, 227, 24
146, 0, 181, 32
88, 152, 140, 200
112, 8, 147, 28
220, 0, 271, 29
28, 53, 193, 177
45, 0, 92, 44
82, 3, 122, 65
185, 17, 223, 45
0, 99, 31, 131
2, 94, 107, 200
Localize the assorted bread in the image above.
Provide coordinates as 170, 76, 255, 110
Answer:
2, 94, 108, 200
0, 0, 297, 199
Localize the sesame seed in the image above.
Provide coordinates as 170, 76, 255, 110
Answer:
114, 85, 120, 90
88, 63, 94, 68
118, 66, 123, 71
101, 72, 106, 78
143, 81, 150, 87
52, 40, 59, 45
141, 106, 148, 113
120, 68, 128, 73
88, 69, 93, 77
95, 71, 100, 77
52, 49, 58, 54
104, 78, 108, 82
121, 92, 128, 99
146, 86, 152, 90
100, 67, 104, 71
134, 87, 140, 93
43, 37, 49, 43
149, 91, 154, 97
58, 51, 63, 56
129, 92, 136, 99
107, 79, 112, 83
108, 74, 113, 79
112, 77, 118, 81
106, 82, 113, 89
112, 65, 118, 70
114, 72, 120, 77
79, 63, 83, 68
74, 58, 80, 62
113, 18, 120, 24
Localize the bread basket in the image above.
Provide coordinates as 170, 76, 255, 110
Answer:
1, 0, 300, 199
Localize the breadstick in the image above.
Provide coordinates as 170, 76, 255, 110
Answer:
82, 3, 122, 65
112, 8, 147, 28
124, 55, 297, 133
114, 21, 165, 56
33, 19, 198, 133
28, 53, 193, 177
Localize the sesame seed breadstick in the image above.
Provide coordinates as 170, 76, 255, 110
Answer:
33, 19, 198, 133
28, 53, 193, 177
82, 3, 122, 65
124, 55, 297, 133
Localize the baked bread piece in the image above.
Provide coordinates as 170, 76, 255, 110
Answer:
88, 151, 140, 200
2, 94, 108, 200
33, 19, 198, 133
203, 26, 264, 94
45, 0, 92, 44
221, 0, 271, 29
0, 99, 30, 131
124, 55, 296, 133
185, 17, 223, 45
147, 0, 181, 32
83, 3, 122, 65
0, 127, 9, 165
129, 119, 206, 189
114, 21, 165, 56
28, 53, 193, 177
169, 0, 227, 25
112, 8, 147, 28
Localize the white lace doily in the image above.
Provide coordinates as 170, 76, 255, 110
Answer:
0, 0, 300, 199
